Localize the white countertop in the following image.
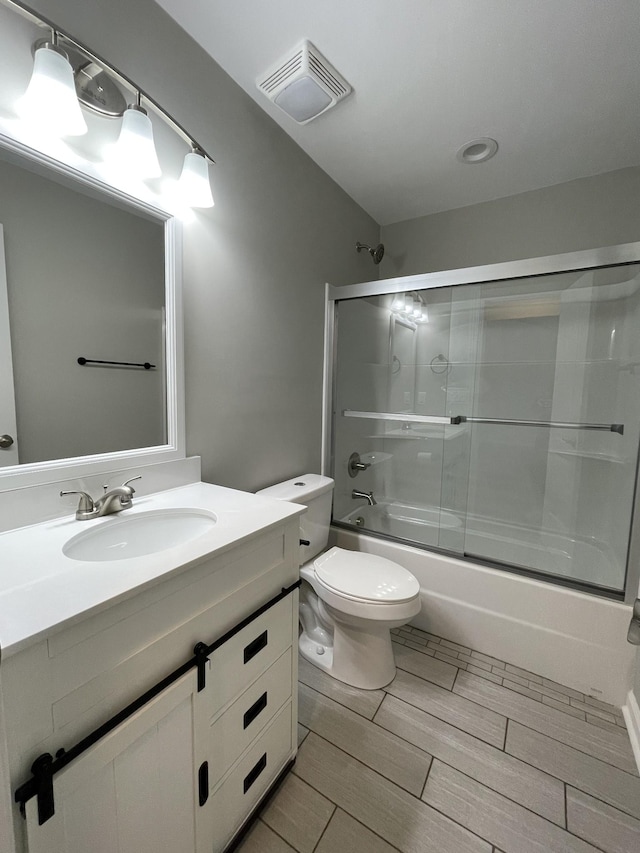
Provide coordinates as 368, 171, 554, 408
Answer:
0, 482, 303, 659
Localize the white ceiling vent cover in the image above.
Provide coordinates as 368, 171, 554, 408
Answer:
257, 40, 352, 124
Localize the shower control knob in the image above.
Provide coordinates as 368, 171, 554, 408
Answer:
348, 451, 371, 478
0, 434, 14, 449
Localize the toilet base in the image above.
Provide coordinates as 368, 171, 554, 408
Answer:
298, 581, 403, 689
299, 618, 398, 689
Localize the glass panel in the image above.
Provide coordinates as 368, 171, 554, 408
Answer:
332, 261, 640, 595
454, 264, 640, 592
333, 291, 468, 553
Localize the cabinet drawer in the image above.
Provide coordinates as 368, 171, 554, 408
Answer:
205, 595, 293, 717
206, 702, 293, 853
208, 647, 292, 787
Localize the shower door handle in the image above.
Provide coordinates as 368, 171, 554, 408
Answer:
456, 416, 624, 434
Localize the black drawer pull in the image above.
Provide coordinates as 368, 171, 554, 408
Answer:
198, 761, 209, 807
243, 753, 267, 794
243, 692, 268, 729
244, 630, 268, 664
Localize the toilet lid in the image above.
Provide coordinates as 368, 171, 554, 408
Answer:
313, 547, 420, 603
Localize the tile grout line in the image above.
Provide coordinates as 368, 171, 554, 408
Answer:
298, 732, 497, 851
290, 757, 407, 853
382, 678, 508, 750
309, 800, 337, 853
483, 705, 639, 780
423, 755, 621, 850
501, 719, 640, 820
297, 674, 383, 722
405, 628, 624, 719
301, 683, 432, 795
395, 637, 626, 727
303, 661, 635, 783
310, 683, 640, 827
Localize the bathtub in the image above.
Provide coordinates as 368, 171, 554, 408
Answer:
340, 501, 622, 588
331, 506, 635, 705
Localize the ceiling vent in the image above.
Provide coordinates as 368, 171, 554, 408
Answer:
257, 40, 352, 124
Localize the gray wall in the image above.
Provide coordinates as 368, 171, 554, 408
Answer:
0, 158, 165, 463
381, 167, 640, 277
24, 0, 379, 491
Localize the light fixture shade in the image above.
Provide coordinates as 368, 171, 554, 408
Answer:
108, 105, 161, 179
18, 44, 87, 136
178, 150, 214, 208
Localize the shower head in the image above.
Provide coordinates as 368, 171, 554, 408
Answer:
356, 241, 385, 264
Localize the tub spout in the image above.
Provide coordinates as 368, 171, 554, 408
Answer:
352, 489, 377, 506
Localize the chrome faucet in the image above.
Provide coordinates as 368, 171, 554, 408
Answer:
351, 489, 377, 506
61, 476, 141, 520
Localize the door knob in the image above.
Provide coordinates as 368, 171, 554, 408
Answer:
0, 434, 14, 449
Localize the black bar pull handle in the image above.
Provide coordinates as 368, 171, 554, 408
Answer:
244, 630, 268, 664
31, 753, 55, 825
300, 538, 310, 546
243, 753, 267, 794
194, 642, 210, 692
78, 357, 155, 369
243, 692, 268, 730
198, 761, 209, 807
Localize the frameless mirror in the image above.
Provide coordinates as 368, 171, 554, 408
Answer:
0, 142, 175, 474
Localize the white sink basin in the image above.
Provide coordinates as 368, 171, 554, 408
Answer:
63, 508, 218, 562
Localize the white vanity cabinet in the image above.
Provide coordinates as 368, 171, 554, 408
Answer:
1, 511, 301, 853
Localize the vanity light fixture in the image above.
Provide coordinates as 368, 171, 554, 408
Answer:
106, 94, 161, 179
9, 0, 215, 208
18, 30, 87, 137
177, 148, 214, 208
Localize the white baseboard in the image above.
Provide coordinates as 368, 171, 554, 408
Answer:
623, 689, 640, 775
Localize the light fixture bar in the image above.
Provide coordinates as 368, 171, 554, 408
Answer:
4, 0, 215, 165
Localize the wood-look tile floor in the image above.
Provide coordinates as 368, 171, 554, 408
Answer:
238, 627, 640, 853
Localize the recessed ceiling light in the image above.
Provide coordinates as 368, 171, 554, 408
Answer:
456, 137, 498, 164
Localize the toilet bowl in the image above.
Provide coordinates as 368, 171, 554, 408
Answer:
257, 475, 421, 689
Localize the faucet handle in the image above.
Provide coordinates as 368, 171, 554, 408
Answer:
122, 475, 141, 494
60, 490, 96, 520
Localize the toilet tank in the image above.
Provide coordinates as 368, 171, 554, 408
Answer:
257, 474, 334, 564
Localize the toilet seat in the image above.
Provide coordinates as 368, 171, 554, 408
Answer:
313, 546, 420, 604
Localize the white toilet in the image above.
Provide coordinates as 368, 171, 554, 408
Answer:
257, 474, 421, 689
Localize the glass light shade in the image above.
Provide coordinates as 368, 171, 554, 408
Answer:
178, 151, 214, 208
391, 293, 405, 311
412, 299, 423, 318
18, 44, 87, 137
108, 106, 161, 179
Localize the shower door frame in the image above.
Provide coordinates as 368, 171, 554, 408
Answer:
323, 241, 640, 604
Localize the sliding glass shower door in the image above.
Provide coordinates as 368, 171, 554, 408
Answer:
331, 260, 640, 595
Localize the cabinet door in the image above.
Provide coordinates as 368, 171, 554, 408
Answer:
24, 673, 198, 853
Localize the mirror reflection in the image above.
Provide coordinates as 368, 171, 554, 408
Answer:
0, 150, 166, 467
